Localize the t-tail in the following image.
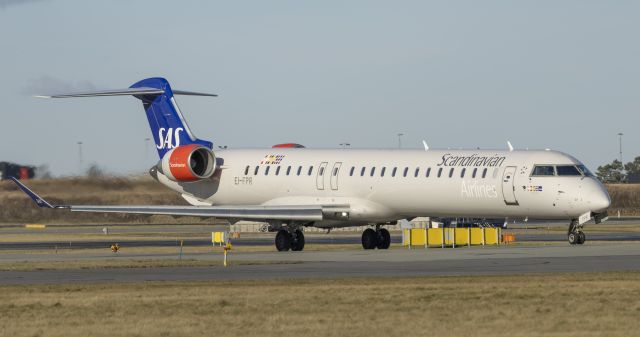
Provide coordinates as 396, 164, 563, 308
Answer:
37, 77, 216, 159
130, 78, 214, 158
37, 77, 219, 182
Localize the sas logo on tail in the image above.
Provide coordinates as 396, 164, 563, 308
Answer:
156, 128, 184, 149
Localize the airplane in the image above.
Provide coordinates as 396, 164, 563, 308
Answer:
12, 77, 611, 251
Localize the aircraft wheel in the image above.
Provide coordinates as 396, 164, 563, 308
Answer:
376, 228, 391, 249
577, 232, 586, 245
275, 229, 292, 251
568, 231, 578, 245
362, 228, 378, 249
291, 230, 305, 251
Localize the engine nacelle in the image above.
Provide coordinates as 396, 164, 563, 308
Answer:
160, 145, 216, 182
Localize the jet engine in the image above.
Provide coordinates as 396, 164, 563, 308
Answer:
159, 145, 216, 182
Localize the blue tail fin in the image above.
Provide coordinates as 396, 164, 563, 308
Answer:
129, 78, 213, 158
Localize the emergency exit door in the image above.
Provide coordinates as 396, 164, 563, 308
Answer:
316, 162, 328, 190
330, 162, 342, 190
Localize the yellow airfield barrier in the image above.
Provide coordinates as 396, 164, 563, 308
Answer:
25, 224, 46, 229
403, 227, 502, 247
212, 231, 228, 246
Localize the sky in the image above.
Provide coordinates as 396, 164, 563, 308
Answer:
1, 0, 638, 176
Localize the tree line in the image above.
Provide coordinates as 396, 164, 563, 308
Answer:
596, 157, 640, 183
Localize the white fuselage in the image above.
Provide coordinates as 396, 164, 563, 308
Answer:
155, 148, 611, 227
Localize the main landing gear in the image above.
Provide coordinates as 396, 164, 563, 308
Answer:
361, 227, 391, 250
275, 228, 305, 251
567, 219, 586, 245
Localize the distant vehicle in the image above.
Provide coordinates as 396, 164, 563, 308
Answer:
13, 77, 611, 251
0, 162, 34, 181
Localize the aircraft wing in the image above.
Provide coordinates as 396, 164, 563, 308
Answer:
10, 178, 346, 222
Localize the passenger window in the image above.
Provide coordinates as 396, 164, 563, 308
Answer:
265, 166, 270, 176
308, 166, 313, 176
350, 166, 355, 176
482, 168, 487, 178
426, 167, 431, 178
556, 165, 581, 176
381, 167, 386, 177
414, 168, 420, 177
319, 167, 324, 176
403, 167, 408, 177
449, 168, 454, 178
472, 168, 477, 178
333, 167, 338, 176
437, 167, 443, 178
286, 166, 291, 175
531, 165, 555, 176
275, 166, 281, 175
360, 167, 366, 176
370, 167, 376, 177
244, 165, 249, 175
461, 168, 466, 178
297, 166, 302, 176
392, 167, 397, 177
254, 166, 259, 175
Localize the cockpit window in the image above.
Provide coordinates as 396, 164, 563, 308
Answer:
556, 165, 582, 176
531, 165, 555, 176
577, 165, 594, 177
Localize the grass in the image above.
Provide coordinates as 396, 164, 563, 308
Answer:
605, 183, 640, 215
0, 272, 639, 337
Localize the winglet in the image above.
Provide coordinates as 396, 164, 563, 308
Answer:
10, 177, 57, 208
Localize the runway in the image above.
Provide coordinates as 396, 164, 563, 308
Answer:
1, 243, 639, 285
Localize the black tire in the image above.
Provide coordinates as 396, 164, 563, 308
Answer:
578, 232, 586, 245
376, 228, 391, 249
275, 230, 292, 251
291, 230, 305, 251
568, 231, 578, 245
362, 228, 378, 249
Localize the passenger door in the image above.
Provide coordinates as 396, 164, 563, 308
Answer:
330, 162, 342, 190
316, 162, 328, 190
502, 166, 519, 205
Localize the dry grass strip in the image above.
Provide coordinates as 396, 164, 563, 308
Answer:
0, 272, 639, 337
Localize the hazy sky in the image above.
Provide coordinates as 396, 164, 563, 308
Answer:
1, 0, 638, 175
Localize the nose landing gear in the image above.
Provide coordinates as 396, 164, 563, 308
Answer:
568, 219, 586, 245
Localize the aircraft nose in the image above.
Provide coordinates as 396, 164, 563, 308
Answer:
591, 186, 611, 212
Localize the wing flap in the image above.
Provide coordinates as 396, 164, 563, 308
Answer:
69, 205, 324, 221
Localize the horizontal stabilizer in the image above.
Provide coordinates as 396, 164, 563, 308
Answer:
35, 87, 217, 99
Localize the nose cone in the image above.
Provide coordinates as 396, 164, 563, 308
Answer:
590, 181, 611, 212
